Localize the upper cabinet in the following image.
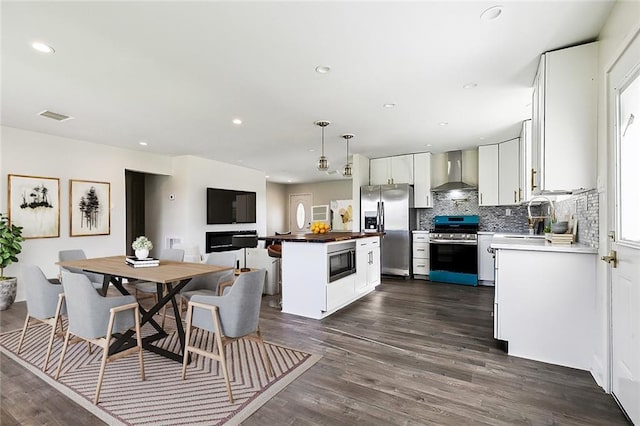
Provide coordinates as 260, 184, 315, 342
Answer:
498, 138, 520, 205
520, 119, 532, 202
413, 152, 432, 208
370, 154, 414, 185
478, 144, 499, 206
530, 42, 598, 194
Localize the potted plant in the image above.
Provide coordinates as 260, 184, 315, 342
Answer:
0, 214, 24, 311
132, 236, 153, 259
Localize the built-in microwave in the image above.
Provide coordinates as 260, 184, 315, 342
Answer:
327, 241, 357, 283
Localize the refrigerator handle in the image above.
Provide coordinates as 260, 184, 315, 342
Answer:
380, 201, 385, 232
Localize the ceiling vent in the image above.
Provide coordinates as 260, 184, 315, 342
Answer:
38, 110, 73, 122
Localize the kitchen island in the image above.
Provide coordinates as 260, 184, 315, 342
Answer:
491, 235, 598, 370
265, 232, 383, 319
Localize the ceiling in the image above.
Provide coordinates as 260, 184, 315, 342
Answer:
1, 1, 615, 184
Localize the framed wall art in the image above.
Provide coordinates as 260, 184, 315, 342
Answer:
8, 174, 60, 239
70, 179, 110, 237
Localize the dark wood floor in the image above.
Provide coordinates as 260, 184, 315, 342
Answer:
1, 279, 628, 425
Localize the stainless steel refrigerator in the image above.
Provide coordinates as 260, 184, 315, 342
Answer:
361, 184, 415, 277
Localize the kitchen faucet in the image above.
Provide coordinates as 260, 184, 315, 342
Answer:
527, 195, 555, 234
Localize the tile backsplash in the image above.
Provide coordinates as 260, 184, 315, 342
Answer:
416, 189, 598, 247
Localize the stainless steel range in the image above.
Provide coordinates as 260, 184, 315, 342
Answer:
429, 215, 479, 286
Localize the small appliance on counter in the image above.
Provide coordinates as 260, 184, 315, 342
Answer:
429, 215, 479, 286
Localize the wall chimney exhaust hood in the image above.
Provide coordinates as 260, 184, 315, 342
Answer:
431, 150, 476, 192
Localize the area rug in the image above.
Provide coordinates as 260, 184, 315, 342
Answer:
0, 322, 321, 425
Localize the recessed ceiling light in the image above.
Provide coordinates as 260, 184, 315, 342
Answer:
426, 144, 432, 147
463, 83, 478, 89
32, 42, 55, 54
265, 175, 270, 179
309, 148, 316, 152
480, 5, 503, 20
479, 137, 486, 140
383, 103, 396, 108
315, 65, 331, 74
232, 118, 242, 125
439, 122, 449, 126
287, 179, 293, 183
139, 141, 148, 146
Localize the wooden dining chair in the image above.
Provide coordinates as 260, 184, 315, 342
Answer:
16, 264, 67, 372
58, 249, 105, 290
178, 251, 236, 313
181, 269, 272, 403
55, 271, 145, 405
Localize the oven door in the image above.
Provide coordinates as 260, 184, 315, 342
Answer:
429, 240, 478, 285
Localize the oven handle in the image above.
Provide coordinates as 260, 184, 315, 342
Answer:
430, 239, 478, 245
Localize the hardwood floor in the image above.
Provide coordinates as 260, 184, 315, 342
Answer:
1, 279, 627, 425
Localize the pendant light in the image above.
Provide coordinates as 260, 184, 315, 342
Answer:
315, 120, 330, 171
341, 133, 354, 177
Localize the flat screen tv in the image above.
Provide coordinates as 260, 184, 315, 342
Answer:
206, 188, 256, 224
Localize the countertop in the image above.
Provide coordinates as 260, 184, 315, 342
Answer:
491, 234, 597, 254
261, 232, 384, 243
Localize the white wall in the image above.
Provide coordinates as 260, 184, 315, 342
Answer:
0, 126, 268, 302
266, 182, 287, 235
592, 1, 640, 390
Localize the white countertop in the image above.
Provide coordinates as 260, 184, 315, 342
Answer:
491, 234, 597, 254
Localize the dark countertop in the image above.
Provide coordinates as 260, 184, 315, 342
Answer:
261, 232, 384, 243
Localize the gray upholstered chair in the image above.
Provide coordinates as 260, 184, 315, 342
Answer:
178, 251, 236, 313
55, 271, 144, 405
181, 269, 273, 403
16, 264, 67, 372
58, 249, 105, 290
133, 248, 184, 326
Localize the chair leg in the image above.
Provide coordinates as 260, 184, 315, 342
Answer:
134, 306, 145, 381
255, 327, 274, 377
43, 294, 66, 372
212, 311, 234, 404
87, 341, 93, 354
181, 303, 194, 380
16, 315, 31, 354
55, 331, 72, 380
94, 310, 116, 405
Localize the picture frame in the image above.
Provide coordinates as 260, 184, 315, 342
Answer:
69, 179, 110, 237
8, 174, 60, 239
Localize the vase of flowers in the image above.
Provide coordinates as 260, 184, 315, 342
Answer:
132, 236, 153, 259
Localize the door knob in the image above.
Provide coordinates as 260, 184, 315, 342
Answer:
601, 250, 617, 268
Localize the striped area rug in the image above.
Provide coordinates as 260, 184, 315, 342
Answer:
0, 321, 320, 425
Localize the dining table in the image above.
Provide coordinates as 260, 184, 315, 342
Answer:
57, 255, 232, 363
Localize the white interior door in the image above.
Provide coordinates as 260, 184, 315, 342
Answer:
608, 30, 640, 425
289, 194, 312, 233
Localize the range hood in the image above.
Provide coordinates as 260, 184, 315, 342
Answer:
432, 150, 476, 192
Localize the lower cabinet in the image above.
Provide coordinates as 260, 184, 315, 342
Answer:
477, 233, 495, 285
356, 237, 381, 293
412, 231, 430, 279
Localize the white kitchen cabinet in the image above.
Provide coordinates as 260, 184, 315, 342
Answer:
530, 42, 598, 194
412, 231, 429, 279
478, 144, 499, 206
493, 246, 596, 370
370, 154, 414, 185
477, 233, 495, 285
498, 139, 520, 205
520, 119, 532, 202
356, 236, 380, 292
413, 152, 432, 208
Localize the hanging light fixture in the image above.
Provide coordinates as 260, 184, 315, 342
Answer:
315, 120, 330, 171
341, 133, 354, 177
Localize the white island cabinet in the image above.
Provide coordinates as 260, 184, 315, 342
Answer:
492, 237, 597, 370
281, 235, 381, 320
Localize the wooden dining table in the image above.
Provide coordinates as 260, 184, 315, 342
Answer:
57, 255, 232, 363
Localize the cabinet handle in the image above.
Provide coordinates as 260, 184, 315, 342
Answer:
531, 168, 537, 190
514, 191, 517, 203
426, 195, 429, 206
480, 193, 483, 204
518, 188, 522, 202
417, 248, 425, 252
416, 264, 425, 268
